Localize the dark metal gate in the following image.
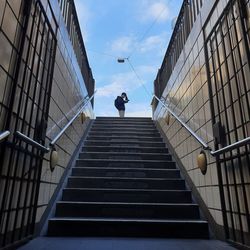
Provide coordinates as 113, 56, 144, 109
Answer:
0, 0, 57, 248
204, 0, 250, 247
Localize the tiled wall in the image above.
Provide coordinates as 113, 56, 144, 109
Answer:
153, 0, 250, 243
0, 0, 94, 241
32, 0, 95, 226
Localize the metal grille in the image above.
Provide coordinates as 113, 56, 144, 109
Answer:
0, 0, 57, 248
205, 0, 250, 247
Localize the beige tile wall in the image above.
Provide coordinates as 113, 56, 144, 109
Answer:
153, 0, 230, 228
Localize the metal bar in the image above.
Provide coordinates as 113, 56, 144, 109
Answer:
0, 131, 10, 142
211, 136, 250, 156
50, 91, 96, 146
15, 131, 49, 153
153, 95, 210, 149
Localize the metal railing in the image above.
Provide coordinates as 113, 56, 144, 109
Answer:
153, 95, 250, 157
0, 131, 10, 143
50, 90, 96, 147
15, 131, 50, 152
14, 91, 96, 153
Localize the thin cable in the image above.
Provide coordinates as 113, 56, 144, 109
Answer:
126, 58, 152, 98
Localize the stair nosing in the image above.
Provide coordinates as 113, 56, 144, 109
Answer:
72, 167, 178, 171
63, 187, 190, 192
49, 217, 208, 224
56, 201, 199, 206
68, 176, 183, 181
85, 140, 165, 143
76, 159, 174, 163
88, 136, 161, 138
83, 146, 167, 149
79, 152, 171, 156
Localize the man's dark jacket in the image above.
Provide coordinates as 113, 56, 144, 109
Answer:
115, 96, 128, 111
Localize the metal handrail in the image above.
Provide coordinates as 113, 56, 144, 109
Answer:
153, 95, 250, 156
0, 131, 10, 142
210, 137, 250, 156
15, 131, 50, 153
153, 95, 210, 150
50, 90, 96, 146
14, 91, 96, 152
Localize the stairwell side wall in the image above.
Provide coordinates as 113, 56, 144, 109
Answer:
34, 0, 95, 232
153, 0, 233, 241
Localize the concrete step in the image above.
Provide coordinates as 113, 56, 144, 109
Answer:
62, 188, 192, 203
88, 131, 160, 137
85, 140, 166, 147
82, 145, 168, 153
78, 152, 172, 161
87, 136, 163, 142
67, 176, 185, 190
95, 117, 152, 121
75, 159, 176, 169
90, 126, 157, 131
71, 167, 180, 178
47, 116, 209, 239
91, 122, 155, 129
55, 202, 201, 219
48, 218, 209, 238
91, 125, 156, 129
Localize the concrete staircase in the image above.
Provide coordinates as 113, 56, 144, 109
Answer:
48, 117, 209, 238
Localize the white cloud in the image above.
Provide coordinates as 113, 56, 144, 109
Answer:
110, 36, 136, 54
74, 1, 92, 41
96, 71, 141, 98
108, 31, 169, 57
139, 32, 169, 53
96, 65, 156, 98
139, 1, 171, 23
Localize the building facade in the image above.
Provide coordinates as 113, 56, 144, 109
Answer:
0, 0, 94, 248
153, 0, 250, 248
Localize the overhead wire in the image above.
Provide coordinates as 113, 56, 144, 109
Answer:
127, 0, 173, 59
126, 58, 152, 98
87, 0, 174, 100
123, 0, 174, 98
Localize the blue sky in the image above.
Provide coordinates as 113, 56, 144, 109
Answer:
75, 0, 183, 117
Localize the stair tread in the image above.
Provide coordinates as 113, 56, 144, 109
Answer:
49, 217, 207, 224
68, 176, 182, 181
80, 152, 170, 156
64, 188, 189, 192
88, 135, 161, 138
56, 201, 198, 206
83, 146, 167, 149
85, 140, 165, 143
77, 159, 173, 163
73, 167, 178, 171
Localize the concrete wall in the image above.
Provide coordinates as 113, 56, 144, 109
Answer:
0, 0, 94, 243
153, 0, 250, 244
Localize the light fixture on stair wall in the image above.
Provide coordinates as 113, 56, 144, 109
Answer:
50, 147, 58, 172
165, 112, 171, 125
80, 112, 86, 124
197, 150, 207, 175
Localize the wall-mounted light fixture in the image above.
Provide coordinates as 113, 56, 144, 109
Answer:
197, 150, 207, 175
